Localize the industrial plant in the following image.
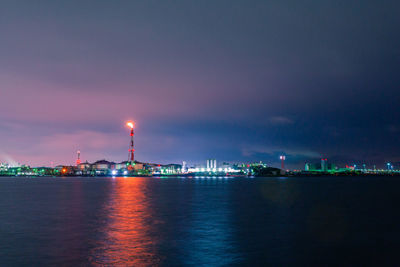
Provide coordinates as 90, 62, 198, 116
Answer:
0, 122, 399, 177
0, 122, 276, 177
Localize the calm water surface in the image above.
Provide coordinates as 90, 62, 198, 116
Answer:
0, 176, 399, 266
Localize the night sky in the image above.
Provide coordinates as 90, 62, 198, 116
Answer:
1, 1, 399, 168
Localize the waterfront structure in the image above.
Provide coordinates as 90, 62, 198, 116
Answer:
77, 160, 146, 176
305, 159, 336, 172
0, 165, 56, 176
3, 159, 400, 177
114, 161, 127, 170
305, 163, 311, 171
182, 161, 187, 173
93, 160, 115, 170
220, 162, 230, 169
187, 165, 242, 175
387, 163, 393, 170
0, 120, 291, 177
126, 122, 135, 166
206, 159, 217, 169
161, 164, 183, 175
133, 161, 144, 171
76, 150, 81, 165
55, 165, 75, 175
77, 161, 91, 175
143, 163, 161, 174
321, 158, 328, 172
280, 155, 286, 170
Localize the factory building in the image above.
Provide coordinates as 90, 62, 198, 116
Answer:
305, 159, 336, 172
206, 159, 217, 169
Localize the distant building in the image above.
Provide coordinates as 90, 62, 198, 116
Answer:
89, 160, 114, 175
305, 163, 311, 171
220, 162, 231, 169
93, 160, 115, 170
206, 159, 217, 169
387, 163, 394, 170
144, 163, 161, 173
133, 161, 144, 171
56, 165, 75, 175
305, 159, 336, 172
321, 159, 328, 172
77, 161, 92, 175
115, 161, 128, 170
249, 161, 268, 168
182, 161, 187, 173
161, 164, 182, 174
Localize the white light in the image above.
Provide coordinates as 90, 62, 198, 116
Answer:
123, 170, 128, 175
111, 170, 117, 176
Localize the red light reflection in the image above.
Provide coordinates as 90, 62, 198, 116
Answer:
90, 178, 159, 265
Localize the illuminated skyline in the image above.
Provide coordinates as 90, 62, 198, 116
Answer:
1, 1, 399, 168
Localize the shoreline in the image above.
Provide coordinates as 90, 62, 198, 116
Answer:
1, 173, 400, 178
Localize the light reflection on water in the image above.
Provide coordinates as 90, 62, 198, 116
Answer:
90, 178, 160, 266
185, 178, 241, 265
1, 176, 398, 265
89, 177, 240, 266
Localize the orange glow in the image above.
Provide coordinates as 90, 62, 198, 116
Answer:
89, 178, 156, 265
126, 121, 134, 129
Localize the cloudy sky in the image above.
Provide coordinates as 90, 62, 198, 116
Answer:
1, 0, 399, 168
